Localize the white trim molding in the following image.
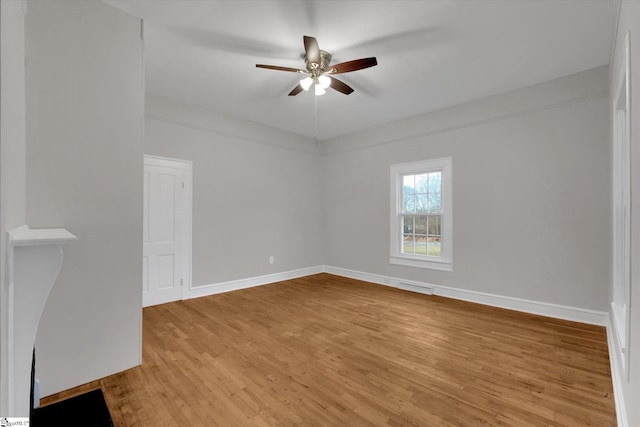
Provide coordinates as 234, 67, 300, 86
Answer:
324, 266, 608, 326
611, 30, 632, 379
144, 154, 193, 170
194, 264, 609, 326
605, 312, 629, 427
187, 266, 325, 299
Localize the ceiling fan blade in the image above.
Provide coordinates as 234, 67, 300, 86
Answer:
329, 77, 354, 95
330, 57, 378, 74
256, 64, 304, 73
288, 84, 304, 96
303, 35, 321, 67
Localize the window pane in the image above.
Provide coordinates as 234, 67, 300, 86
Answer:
416, 194, 428, 213
403, 175, 415, 194
403, 195, 414, 213
402, 215, 413, 233
415, 216, 427, 235
403, 235, 415, 254
428, 171, 441, 193
427, 237, 441, 257
428, 215, 441, 235
428, 193, 442, 213
415, 174, 429, 193
415, 236, 427, 255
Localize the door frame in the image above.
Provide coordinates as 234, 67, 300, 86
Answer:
143, 154, 192, 303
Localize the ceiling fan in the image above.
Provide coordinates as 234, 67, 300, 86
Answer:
256, 35, 377, 96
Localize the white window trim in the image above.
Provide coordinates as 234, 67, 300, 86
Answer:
390, 157, 453, 271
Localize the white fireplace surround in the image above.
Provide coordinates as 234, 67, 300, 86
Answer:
2, 225, 76, 417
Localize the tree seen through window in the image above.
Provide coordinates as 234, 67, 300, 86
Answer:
401, 171, 442, 257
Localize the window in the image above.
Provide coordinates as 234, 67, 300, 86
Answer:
390, 157, 452, 271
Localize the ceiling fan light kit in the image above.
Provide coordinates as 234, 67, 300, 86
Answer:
256, 35, 378, 97
300, 76, 314, 91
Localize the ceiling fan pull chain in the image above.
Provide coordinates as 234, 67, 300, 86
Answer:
314, 94, 318, 144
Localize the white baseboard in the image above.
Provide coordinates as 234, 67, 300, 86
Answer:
192, 265, 609, 326
324, 266, 608, 326
605, 313, 629, 427
187, 266, 325, 299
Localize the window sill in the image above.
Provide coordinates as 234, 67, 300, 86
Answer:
390, 255, 452, 272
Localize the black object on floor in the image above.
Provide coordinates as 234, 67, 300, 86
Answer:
32, 388, 114, 427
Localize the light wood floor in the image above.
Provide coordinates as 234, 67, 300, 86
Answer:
42, 273, 616, 426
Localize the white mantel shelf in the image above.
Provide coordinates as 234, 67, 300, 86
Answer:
3, 225, 77, 418
9, 226, 77, 246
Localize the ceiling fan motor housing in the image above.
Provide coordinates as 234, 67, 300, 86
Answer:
305, 50, 332, 75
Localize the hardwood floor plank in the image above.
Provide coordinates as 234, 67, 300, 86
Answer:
41, 273, 616, 425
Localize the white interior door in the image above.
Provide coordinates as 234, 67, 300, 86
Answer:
143, 156, 192, 307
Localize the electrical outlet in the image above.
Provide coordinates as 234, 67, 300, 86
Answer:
269, 256, 274, 264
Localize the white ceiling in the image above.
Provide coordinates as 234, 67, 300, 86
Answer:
103, 0, 614, 141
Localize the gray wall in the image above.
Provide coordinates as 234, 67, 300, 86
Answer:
0, 0, 27, 414
145, 95, 324, 286
609, 1, 639, 425
321, 66, 610, 312
147, 66, 610, 314
0, 0, 26, 232
26, 0, 144, 396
